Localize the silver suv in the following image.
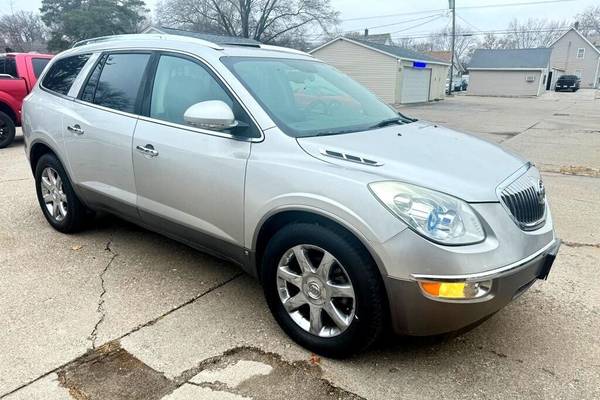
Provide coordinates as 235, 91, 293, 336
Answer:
22, 34, 559, 357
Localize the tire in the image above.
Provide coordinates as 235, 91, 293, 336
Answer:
261, 222, 387, 358
0, 111, 16, 149
34, 153, 89, 233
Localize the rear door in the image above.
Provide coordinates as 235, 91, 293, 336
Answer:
132, 52, 258, 261
63, 52, 152, 218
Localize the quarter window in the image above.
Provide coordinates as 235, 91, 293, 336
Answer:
90, 53, 151, 113
576, 48, 585, 59
42, 54, 90, 95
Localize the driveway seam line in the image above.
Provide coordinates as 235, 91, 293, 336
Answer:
0, 272, 244, 399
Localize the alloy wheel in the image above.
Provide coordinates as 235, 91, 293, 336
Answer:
276, 244, 356, 338
40, 167, 68, 222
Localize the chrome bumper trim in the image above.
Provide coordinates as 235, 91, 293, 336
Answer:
411, 238, 559, 282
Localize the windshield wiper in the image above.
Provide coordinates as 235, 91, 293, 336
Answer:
368, 117, 404, 129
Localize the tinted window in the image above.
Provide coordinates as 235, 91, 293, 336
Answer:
42, 54, 90, 95
150, 55, 234, 125
80, 55, 106, 103
32, 58, 50, 78
92, 53, 150, 113
1, 57, 18, 77
149, 55, 258, 137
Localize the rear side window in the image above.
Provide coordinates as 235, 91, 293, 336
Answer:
0, 56, 18, 77
32, 58, 50, 78
42, 54, 90, 95
82, 53, 150, 113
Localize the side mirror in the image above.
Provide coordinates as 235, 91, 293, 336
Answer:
183, 100, 238, 131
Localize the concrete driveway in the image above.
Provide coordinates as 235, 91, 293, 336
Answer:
1, 90, 599, 400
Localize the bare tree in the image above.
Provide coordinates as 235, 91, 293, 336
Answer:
156, 0, 338, 45
0, 11, 47, 52
576, 6, 600, 38
503, 18, 569, 48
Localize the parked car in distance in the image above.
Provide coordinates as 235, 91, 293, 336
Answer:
0, 53, 53, 148
555, 75, 580, 92
23, 35, 559, 357
452, 78, 468, 92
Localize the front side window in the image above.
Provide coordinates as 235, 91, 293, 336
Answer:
32, 58, 50, 78
148, 54, 259, 137
88, 53, 151, 113
42, 54, 90, 95
221, 56, 402, 138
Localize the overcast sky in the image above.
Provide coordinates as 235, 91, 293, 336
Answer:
1, 0, 597, 39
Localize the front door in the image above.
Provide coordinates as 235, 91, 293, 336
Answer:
132, 53, 258, 263
64, 52, 152, 218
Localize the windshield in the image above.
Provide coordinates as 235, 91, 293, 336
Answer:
221, 56, 406, 137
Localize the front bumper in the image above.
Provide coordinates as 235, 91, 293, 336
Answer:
386, 239, 560, 336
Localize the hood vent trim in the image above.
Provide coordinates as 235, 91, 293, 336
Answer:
320, 149, 383, 167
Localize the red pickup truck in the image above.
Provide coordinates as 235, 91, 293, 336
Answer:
0, 53, 53, 148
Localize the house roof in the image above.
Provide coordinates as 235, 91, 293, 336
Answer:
424, 51, 452, 63
362, 33, 392, 45
142, 26, 260, 46
310, 37, 450, 65
469, 48, 552, 69
549, 28, 600, 55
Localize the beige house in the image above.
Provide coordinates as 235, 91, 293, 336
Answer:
309, 37, 450, 104
549, 28, 600, 89
467, 48, 554, 97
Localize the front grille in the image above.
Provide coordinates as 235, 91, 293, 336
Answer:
499, 167, 546, 230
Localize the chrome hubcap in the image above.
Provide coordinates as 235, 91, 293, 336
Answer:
40, 167, 68, 222
277, 245, 356, 338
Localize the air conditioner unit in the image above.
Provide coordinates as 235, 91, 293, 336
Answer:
525, 75, 535, 82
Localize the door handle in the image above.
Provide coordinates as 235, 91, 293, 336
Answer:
67, 124, 84, 135
136, 144, 159, 157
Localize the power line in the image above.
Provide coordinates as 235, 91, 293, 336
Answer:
388, 25, 593, 40
387, 14, 448, 34
341, 0, 575, 22
362, 12, 448, 31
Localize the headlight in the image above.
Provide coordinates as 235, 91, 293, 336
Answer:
369, 181, 485, 245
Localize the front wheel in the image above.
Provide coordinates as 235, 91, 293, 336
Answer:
261, 222, 387, 358
0, 111, 16, 149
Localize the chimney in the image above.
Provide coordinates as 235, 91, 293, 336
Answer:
574, 21, 580, 30
364, 28, 369, 37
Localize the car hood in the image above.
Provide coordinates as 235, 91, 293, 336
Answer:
296, 121, 527, 202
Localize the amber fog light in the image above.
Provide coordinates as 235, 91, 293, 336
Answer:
419, 280, 492, 300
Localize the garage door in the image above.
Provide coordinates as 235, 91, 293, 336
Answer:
401, 68, 431, 103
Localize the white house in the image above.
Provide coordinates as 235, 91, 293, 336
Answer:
549, 28, 600, 89
467, 48, 554, 97
309, 37, 450, 104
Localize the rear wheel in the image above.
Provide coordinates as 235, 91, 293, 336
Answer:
0, 111, 16, 149
261, 222, 387, 358
35, 153, 90, 233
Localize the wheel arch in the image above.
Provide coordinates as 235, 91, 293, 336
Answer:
252, 208, 388, 281
0, 101, 17, 124
29, 140, 72, 183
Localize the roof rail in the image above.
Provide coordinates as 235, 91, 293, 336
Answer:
72, 34, 223, 50
259, 44, 311, 56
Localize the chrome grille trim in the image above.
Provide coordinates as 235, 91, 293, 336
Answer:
497, 164, 546, 231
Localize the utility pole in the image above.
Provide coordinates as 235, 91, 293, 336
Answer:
448, 0, 456, 95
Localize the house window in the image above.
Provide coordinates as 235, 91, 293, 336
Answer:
576, 48, 585, 59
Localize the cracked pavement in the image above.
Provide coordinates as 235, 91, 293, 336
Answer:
1, 90, 599, 399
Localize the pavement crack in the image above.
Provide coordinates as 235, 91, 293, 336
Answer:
561, 240, 600, 249
88, 235, 118, 349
